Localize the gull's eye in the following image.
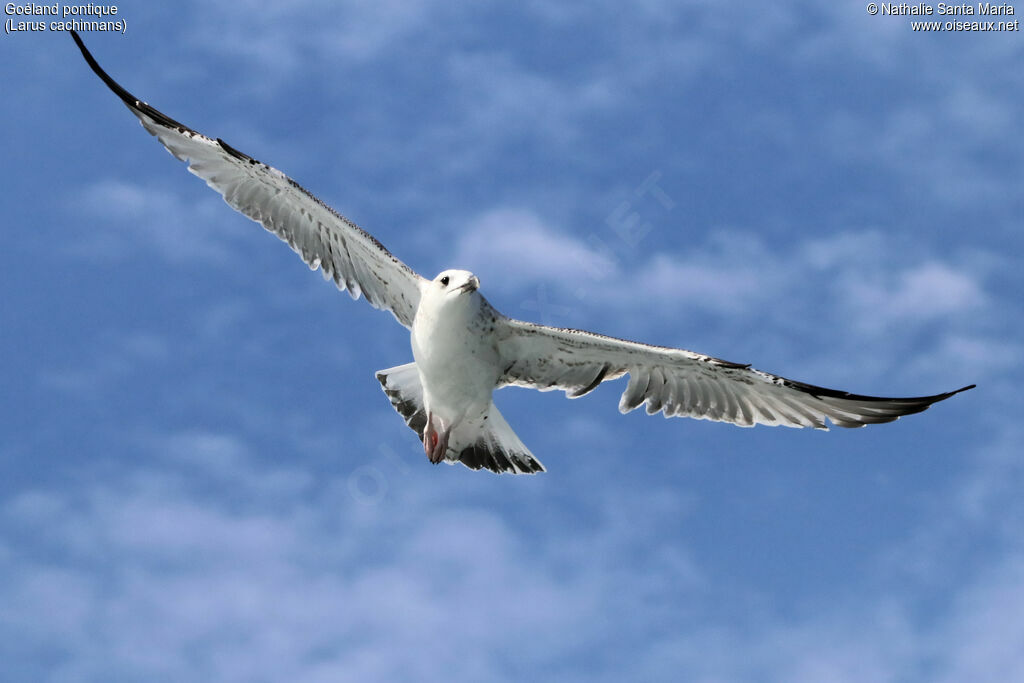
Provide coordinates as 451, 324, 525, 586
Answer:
440, 276, 450, 287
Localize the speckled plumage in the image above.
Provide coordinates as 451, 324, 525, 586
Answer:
73, 31, 974, 475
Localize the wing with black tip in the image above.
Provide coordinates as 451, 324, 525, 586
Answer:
496, 318, 974, 429
71, 30, 425, 328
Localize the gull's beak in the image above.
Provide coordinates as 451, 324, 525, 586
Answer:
458, 276, 480, 293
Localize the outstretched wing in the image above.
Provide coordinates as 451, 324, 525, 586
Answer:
496, 319, 974, 429
71, 31, 425, 328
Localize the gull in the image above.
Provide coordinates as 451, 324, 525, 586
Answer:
71, 31, 974, 474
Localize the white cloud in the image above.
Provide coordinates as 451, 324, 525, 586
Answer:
842, 261, 988, 334
933, 555, 1024, 683
468, 213, 985, 323
188, 0, 441, 75
0, 428, 709, 681
5, 324, 1024, 682
443, 50, 616, 148
622, 232, 792, 320
454, 208, 618, 286
901, 333, 1022, 384
453, 211, 1001, 390
619, 425, 1024, 683
69, 179, 244, 265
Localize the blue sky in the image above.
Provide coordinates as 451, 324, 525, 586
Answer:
2, 1, 1022, 680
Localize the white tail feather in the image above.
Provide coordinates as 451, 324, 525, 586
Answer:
376, 363, 545, 474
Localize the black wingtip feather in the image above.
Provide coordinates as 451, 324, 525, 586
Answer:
786, 379, 976, 405
820, 383, 975, 428
71, 29, 137, 107
70, 30, 196, 135
217, 137, 258, 164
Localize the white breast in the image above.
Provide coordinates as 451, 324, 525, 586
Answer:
411, 291, 500, 425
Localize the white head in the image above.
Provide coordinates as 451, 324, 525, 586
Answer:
430, 269, 480, 298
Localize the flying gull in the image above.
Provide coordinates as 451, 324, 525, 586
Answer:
70, 31, 974, 474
